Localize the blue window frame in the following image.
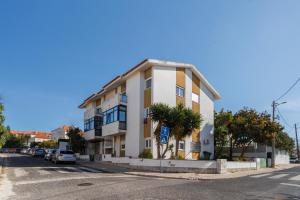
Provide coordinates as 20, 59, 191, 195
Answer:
102, 105, 127, 125
176, 86, 185, 97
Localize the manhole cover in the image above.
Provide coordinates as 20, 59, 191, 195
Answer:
77, 183, 93, 187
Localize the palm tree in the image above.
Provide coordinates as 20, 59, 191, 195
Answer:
172, 104, 202, 159
149, 103, 171, 158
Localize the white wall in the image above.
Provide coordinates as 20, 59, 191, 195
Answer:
185, 68, 193, 160
275, 150, 290, 165
200, 83, 215, 159
126, 71, 144, 158
83, 129, 95, 141
102, 121, 122, 137
152, 66, 177, 159
227, 161, 256, 169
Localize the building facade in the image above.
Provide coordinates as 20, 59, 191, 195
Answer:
51, 125, 73, 141
79, 59, 220, 160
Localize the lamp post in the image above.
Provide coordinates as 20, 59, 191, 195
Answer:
271, 101, 287, 168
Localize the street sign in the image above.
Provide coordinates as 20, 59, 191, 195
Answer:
160, 126, 170, 144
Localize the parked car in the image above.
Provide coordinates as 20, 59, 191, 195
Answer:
33, 149, 46, 157
52, 150, 76, 164
44, 149, 56, 161
290, 157, 299, 163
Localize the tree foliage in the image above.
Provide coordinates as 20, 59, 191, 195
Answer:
214, 107, 294, 159
67, 127, 85, 153
0, 100, 9, 148
38, 140, 58, 149
149, 103, 202, 159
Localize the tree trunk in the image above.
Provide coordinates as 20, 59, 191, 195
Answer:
239, 141, 252, 159
155, 123, 162, 159
175, 139, 179, 158
229, 136, 233, 161
161, 141, 169, 158
156, 136, 161, 159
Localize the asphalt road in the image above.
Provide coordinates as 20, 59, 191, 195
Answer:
1, 153, 300, 200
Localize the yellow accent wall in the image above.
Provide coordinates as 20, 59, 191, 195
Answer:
192, 73, 200, 95
144, 68, 152, 80
144, 118, 151, 138
176, 68, 185, 88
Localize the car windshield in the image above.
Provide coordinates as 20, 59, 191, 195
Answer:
60, 151, 74, 154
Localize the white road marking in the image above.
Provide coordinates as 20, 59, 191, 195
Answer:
280, 183, 300, 188
289, 175, 300, 181
250, 173, 271, 178
55, 169, 71, 174
0, 174, 15, 200
14, 168, 28, 177
269, 174, 289, 179
15, 175, 138, 185
37, 169, 51, 175
78, 167, 102, 173
64, 167, 83, 173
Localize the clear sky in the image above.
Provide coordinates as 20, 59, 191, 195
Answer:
1, 1, 300, 139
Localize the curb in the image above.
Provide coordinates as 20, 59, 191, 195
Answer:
76, 161, 300, 181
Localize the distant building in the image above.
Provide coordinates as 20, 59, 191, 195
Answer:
51, 125, 74, 141
10, 130, 52, 146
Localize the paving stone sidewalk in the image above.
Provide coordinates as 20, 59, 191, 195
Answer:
77, 160, 299, 180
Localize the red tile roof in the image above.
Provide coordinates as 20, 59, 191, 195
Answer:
10, 130, 52, 139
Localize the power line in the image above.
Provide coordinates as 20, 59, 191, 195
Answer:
276, 78, 300, 102
276, 107, 293, 129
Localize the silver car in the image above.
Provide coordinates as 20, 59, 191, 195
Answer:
52, 150, 76, 164
44, 149, 56, 161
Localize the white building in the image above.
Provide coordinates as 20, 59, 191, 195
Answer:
51, 125, 73, 141
79, 59, 221, 160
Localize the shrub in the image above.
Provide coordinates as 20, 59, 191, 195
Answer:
139, 149, 153, 159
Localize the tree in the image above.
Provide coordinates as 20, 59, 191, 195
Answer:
231, 108, 266, 158
38, 140, 58, 149
275, 131, 295, 153
3, 134, 24, 148
0, 100, 9, 148
214, 110, 233, 159
149, 103, 171, 158
67, 127, 85, 153
172, 104, 202, 158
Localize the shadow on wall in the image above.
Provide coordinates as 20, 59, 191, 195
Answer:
201, 123, 214, 159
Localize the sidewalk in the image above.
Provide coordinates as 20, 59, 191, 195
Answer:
78, 160, 299, 180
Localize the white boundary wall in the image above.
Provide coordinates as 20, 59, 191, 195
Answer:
227, 161, 256, 170
99, 156, 262, 174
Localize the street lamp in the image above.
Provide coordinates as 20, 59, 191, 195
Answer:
271, 101, 287, 168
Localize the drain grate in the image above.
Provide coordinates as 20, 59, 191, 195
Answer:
77, 182, 93, 187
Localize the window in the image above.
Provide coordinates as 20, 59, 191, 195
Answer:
176, 86, 185, 97
144, 107, 150, 119
145, 78, 152, 89
102, 105, 127, 125
192, 93, 199, 103
145, 138, 152, 149
121, 144, 125, 150
113, 107, 118, 122
179, 141, 185, 150
84, 117, 101, 132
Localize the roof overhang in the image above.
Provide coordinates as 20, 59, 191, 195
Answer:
79, 59, 221, 108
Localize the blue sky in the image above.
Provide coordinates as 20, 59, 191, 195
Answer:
1, 1, 300, 139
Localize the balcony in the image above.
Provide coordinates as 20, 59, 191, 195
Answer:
102, 121, 126, 137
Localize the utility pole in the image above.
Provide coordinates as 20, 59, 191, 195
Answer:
295, 124, 300, 161
271, 101, 276, 168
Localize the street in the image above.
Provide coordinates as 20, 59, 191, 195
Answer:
0, 154, 300, 200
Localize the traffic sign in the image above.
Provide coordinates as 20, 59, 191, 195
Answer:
160, 126, 170, 144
